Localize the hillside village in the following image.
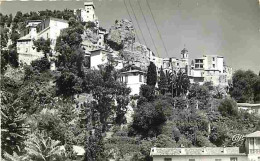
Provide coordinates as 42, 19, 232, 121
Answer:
1, 1, 260, 161
15, 1, 233, 95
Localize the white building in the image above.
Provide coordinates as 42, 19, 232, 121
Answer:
245, 131, 260, 161
36, 17, 69, 50
119, 65, 146, 95
17, 18, 69, 65
89, 49, 121, 69
237, 103, 260, 116
17, 20, 43, 64
189, 55, 232, 87
74, 1, 99, 27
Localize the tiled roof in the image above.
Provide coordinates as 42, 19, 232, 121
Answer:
245, 131, 260, 138
150, 147, 246, 156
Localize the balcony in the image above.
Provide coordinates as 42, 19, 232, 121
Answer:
249, 149, 260, 154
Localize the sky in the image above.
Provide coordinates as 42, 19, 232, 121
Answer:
1, 0, 260, 73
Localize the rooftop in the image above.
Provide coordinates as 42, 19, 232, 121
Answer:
245, 131, 260, 138
150, 147, 246, 156
237, 103, 260, 107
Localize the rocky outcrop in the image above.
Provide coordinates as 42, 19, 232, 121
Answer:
106, 19, 136, 51
121, 42, 150, 71
82, 28, 99, 44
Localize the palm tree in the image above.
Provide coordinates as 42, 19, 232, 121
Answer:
166, 70, 190, 97
24, 132, 64, 161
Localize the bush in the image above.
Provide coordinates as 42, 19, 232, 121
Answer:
31, 57, 50, 72
218, 98, 238, 117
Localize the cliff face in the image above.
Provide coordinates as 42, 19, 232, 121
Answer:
121, 42, 150, 71
106, 19, 136, 51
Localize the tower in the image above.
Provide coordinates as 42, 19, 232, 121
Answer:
181, 47, 189, 59
84, 1, 96, 22
74, 1, 99, 26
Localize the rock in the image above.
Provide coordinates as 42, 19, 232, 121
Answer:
106, 19, 136, 51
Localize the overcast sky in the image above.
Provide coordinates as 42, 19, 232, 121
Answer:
1, 0, 260, 73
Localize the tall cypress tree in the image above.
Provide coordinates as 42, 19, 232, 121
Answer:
147, 62, 157, 87
158, 67, 168, 95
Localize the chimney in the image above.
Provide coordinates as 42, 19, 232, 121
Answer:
202, 146, 206, 153
221, 146, 226, 153
180, 144, 186, 154
150, 146, 157, 156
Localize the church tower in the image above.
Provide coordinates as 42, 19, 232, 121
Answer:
181, 47, 189, 60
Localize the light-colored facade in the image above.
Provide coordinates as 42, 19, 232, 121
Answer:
119, 67, 146, 95
150, 131, 260, 161
150, 147, 247, 161
17, 20, 43, 64
237, 103, 260, 116
245, 131, 260, 161
90, 49, 121, 69
189, 55, 232, 87
36, 17, 69, 49
17, 18, 69, 64
74, 1, 99, 27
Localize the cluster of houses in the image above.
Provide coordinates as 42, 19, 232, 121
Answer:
15, 1, 260, 161
17, 1, 233, 96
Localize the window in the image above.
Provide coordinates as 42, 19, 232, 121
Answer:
213, 57, 215, 61
164, 158, 172, 161
215, 159, 222, 161
195, 64, 199, 68
189, 159, 195, 161
213, 64, 215, 68
195, 59, 199, 63
139, 74, 142, 82
125, 76, 128, 83
200, 64, 203, 68
230, 157, 237, 161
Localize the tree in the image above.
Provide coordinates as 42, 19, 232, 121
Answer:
230, 70, 258, 103
175, 70, 190, 96
158, 67, 168, 95
139, 84, 155, 102
218, 98, 238, 117
56, 69, 82, 97
31, 57, 50, 72
188, 83, 211, 109
131, 99, 170, 137
147, 62, 157, 87
253, 76, 260, 103
167, 70, 190, 97
33, 38, 52, 57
